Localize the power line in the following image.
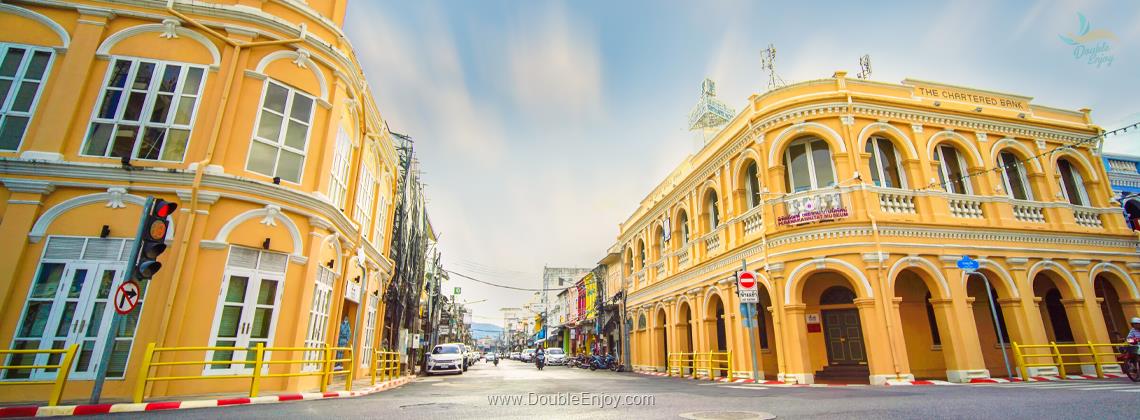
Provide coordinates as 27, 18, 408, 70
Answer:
445, 270, 574, 293
916, 121, 1140, 193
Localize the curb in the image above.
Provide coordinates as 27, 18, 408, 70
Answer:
635, 370, 1127, 387
969, 373, 1124, 383
0, 376, 414, 418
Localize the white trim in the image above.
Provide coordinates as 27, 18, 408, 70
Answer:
1089, 262, 1139, 299
253, 50, 329, 101
96, 23, 221, 70
767, 122, 846, 163
244, 78, 316, 184
857, 122, 919, 158
886, 256, 951, 298
1051, 149, 1100, 182
28, 192, 176, 243
991, 138, 1044, 172
211, 207, 305, 260
319, 231, 344, 273
1027, 260, 1084, 299
784, 258, 874, 303
0, 4, 70, 50
0, 43, 56, 152
927, 130, 984, 168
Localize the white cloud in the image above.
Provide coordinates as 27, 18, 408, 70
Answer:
507, 5, 604, 123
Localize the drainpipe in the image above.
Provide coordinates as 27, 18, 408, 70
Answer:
868, 212, 902, 380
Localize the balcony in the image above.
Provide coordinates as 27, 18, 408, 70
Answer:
1073, 207, 1104, 228
1012, 201, 1046, 223
677, 248, 690, 267
653, 261, 665, 279
739, 205, 764, 236
875, 188, 917, 214
948, 195, 984, 219
703, 229, 723, 254
636, 269, 646, 287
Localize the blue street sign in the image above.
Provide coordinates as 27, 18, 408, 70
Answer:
957, 256, 979, 272
739, 303, 755, 329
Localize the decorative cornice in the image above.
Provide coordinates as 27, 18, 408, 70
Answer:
2, 178, 54, 194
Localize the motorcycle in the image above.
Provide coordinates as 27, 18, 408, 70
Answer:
589, 354, 605, 371
493, 357, 499, 367
536, 353, 545, 370
605, 354, 623, 372
1119, 337, 1140, 382
576, 355, 591, 369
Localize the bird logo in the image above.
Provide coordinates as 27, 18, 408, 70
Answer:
1058, 13, 1117, 45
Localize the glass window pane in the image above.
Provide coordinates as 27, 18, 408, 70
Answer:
25, 51, 51, 80
67, 269, 88, 298
247, 141, 277, 176
811, 140, 835, 187
158, 65, 180, 93
161, 129, 190, 161
106, 340, 131, 377
787, 143, 809, 193
256, 111, 283, 141
108, 60, 132, 88
878, 139, 902, 188
284, 120, 308, 150
0, 116, 30, 150
210, 341, 235, 369
1059, 160, 1084, 205
941, 146, 967, 194
132, 62, 155, 90
173, 96, 196, 125
867, 140, 882, 186
17, 302, 52, 338
225, 276, 249, 303
11, 81, 39, 112
54, 302, 76, 336
97, 271, 116, 298
122, 92, 147, 121
0, 48, 25, 77
97, 90, 122, 119
257, 280, 277, 305
251, 307, 272, 339
182, 68, 203, 95
110, 125, 139, 159
1001, 152, 1028, 200
83, 123, 114, 156
263, 83, 288, 113
149, 94, 173, 123
85, 303, 105, 337
216, 306, 242, 338
277, 150, 304, 182
0, 79, 11, 108
137, 127, 165, 160
290, 95, 314, 122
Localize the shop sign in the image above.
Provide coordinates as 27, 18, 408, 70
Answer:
806, 313, 822, 333
777, 191, 848, 226
344, 279, 361, 303
905, 79, 1029, 111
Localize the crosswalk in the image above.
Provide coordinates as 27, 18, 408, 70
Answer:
976, 380, 1140, 394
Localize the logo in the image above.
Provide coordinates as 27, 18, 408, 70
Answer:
1058, 13, 1116, 68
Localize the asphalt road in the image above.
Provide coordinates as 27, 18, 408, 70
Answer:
94, 360, 1139, 419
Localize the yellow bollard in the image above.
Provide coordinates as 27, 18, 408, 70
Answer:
1012, 342, 1027, 380
727, 352, 733, 382
1088, 341, 1104, 379
249, 343, 265, 398
321, 346, 332, 393
132, 343, 157, 403
1050, 342, 1065, 379
370, 350, 377, 386
49, 344, 79, 406
345, 348, 353, 391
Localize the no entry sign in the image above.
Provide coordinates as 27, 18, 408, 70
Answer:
114, 280, 141, 315
737, 271, 758, 303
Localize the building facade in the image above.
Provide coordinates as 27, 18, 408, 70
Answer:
0, 0, 408, 402
1103, 153, 1140, 231
620, 73, 1140, 384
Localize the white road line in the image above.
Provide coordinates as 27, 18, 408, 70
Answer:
1113, 388, 1140, 392
723, 386, 769, 390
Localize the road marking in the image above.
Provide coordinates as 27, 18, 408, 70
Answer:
1072, 385, 1137, 391
722, 386, 769, 390
1114, 388, 1140, 393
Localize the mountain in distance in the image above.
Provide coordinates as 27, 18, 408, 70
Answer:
470, 323, 503, 340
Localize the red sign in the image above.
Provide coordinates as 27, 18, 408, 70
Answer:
738, 271, 756, 289
114, 280, 141, 315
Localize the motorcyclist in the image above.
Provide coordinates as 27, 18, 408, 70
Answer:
535, 345, 546, 369
1128, 317, 1140, 342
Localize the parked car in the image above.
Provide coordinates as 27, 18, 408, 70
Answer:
509, 352, 520, 360
521, 348, 536, 363
545, 348, 567, 366
426, 344, 464, 375
485, 352, 498, 362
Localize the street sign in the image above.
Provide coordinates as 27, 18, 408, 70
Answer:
114, 280, 141, 315
739, 303, 755, 329
454, 287, 462, 295
957, 256, 979, 273
737, 271, 759, 303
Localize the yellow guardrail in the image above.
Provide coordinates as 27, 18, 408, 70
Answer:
0, 344, 79, 406
1012, 341, 1118, 380
667, 351, 732, 381
370, 350, 400, 385
133, 343, 354, 403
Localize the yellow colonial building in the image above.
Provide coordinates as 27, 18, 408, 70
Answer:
621, 73, 1140, 384
0, 0, 403, 402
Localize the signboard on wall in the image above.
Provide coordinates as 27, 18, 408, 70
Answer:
344, 279, 361, 303
777, 191, 848, 226
806, 313, 822, 333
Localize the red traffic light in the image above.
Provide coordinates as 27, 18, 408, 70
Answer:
152, 200, 178, 218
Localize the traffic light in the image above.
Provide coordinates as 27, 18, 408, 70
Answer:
133, 199, 177, 280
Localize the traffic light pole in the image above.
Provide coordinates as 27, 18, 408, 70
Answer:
90, 196, 152, 404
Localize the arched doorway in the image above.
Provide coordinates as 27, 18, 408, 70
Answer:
656, 308, 669, 370
753, 286, 778, 380
894, 269, 949, 379
798, 270, 870, 383
677, 300, 694, 353
705, 293, 727, 378
965, 270, 1017, 378
1094, 274, 1131, 342
1032, 271, 1085, 376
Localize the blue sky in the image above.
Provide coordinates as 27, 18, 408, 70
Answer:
344, 0, 1140, 325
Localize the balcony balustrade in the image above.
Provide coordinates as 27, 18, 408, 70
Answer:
876, 189, 917, 214
1012, 201, 1046, 223
948, 196, 984, 218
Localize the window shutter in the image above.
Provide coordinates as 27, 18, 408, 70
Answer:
83, 238, 124, 261
228, 247, 259, 270
44, 237, 85, 260
259, 252, 288, 274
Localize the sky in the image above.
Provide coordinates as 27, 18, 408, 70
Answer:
344, 0, 1140, 327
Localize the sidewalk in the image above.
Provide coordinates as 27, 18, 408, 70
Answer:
0, 376, 414, 418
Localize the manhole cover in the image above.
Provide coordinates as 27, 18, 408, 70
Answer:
679, 411, 776, 420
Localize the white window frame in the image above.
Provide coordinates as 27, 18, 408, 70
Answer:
354, 166, 377, 235
866, 137, 907, 189
1058, 159, 1089, 206
360, 292, 378, 369
935, 144, 973, 195
998, 151, 1033, 201
327, 128, 353, 209
706, 191, 720, 230
203, 247, 286, 376
783, 138, 836, 193
745, 162, 762, 208
245, 79, 315, 184
372, 196, 388, 249
0, 43, 54, 151
679, 212, 690, 245
303, 266, 337, 371
81, 57, 206, 162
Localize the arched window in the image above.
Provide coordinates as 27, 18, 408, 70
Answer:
705, 190, 720, 230
656, 226, 666, 260
866, 137, 905, 188
1057, 158, 1088, 206
998, 151, 1032, 200
745, 161, 762, 208
819, 286, 856, 305
678, 211, 690, 245
783, 137, 835, 193
935, 144, 971, 195
623, 249, 632, 276
637, 240, 646, 269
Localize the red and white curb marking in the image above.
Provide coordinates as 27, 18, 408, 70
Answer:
969, 373, 1124, 383
636, 370, 1126, 387
0, 376, 414, 418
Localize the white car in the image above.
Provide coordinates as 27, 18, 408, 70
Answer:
545, 348, 567, 365
521, 348, 535, 363
426, 344, 465, 375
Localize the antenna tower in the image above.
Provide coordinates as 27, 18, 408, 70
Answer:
761, 44, 786, 90
857, 54, 872, 79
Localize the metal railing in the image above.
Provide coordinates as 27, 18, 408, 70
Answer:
133, 343, 354, 403
1011, 341, 1118, 380
666, 351, 732, 381
0, 344, 79, 406
370, 349, 400, 385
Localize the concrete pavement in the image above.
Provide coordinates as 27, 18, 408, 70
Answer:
90, 359, 1139, 419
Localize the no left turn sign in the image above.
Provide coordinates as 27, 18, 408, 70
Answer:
114, 280, 141, 315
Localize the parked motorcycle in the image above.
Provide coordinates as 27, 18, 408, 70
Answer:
576, 355, 591, 369
605, 354, 623, 372
1119, 337, 1140, 382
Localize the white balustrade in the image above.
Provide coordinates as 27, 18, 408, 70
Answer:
677, 248, 690, 267
948, 196, 984, 218
1012, 202, 1046, 223
654, 262, 665, 278
878, 190, 917, 214
1074, 209, 1103, 228
704, 231, 722, 254
741, 207, 764, 235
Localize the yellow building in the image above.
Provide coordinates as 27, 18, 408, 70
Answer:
0, 0, 403, 402
620, 73, 1140, 384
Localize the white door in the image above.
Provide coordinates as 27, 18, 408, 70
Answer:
205, 247, 286, 375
